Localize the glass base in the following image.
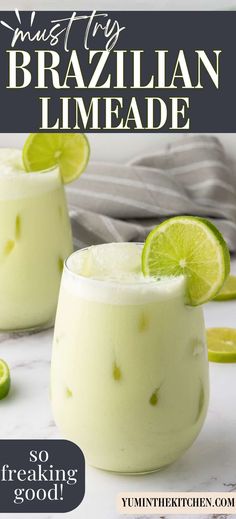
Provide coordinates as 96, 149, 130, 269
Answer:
0, 319, 54, 335
89, 462, 169, 475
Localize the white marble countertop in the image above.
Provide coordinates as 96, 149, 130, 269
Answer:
1, 260, 236, 519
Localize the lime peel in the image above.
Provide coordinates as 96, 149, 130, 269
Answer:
207, 328, 236, 363
0, 359, 11, 400
214, 274, 236, 301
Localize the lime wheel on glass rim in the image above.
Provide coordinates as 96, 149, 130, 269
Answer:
22, 133, 90, 184
142, 216, 230, 306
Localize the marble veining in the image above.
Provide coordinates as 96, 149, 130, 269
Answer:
0, 261, 235, 519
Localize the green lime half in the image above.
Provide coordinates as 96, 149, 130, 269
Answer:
142, 216, 230, 306
0, 359, 10, 400
213, 274, 236, 301
22, 133, 90, 184
207, 328, 236, 362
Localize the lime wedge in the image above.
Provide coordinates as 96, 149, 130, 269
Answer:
207, 328, 236, 362
22, 133, 90, 184
142, 216, 230, 306
0, 359, 10, 400
213, 274, 236, 301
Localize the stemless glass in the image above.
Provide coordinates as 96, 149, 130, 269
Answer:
0, 149, 73, 332
51, 244, 209, 474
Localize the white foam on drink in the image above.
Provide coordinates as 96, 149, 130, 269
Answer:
0, 149, 61, 199
64, 243, 186, 305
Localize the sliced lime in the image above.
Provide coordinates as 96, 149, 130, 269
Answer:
142, 216, 230, 306
207, 328, 236, 362
0, 359, 10, 400
214, 274, 236, 301
22, 133, 90, 184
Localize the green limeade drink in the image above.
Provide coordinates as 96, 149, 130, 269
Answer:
0, 149, 73, 331
51, 243, 209, 473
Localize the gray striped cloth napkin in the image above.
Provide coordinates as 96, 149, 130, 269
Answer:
66, 135, 236, 252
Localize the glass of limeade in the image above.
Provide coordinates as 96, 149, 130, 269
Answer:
51, 242, 209, 474
0, 148, 73, 332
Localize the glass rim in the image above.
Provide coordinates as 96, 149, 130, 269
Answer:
64, 243, 185, 288
24, 165, 61, 176
0, 148, 60, 177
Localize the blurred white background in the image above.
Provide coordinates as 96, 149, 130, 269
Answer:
1, 133, 236, 164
